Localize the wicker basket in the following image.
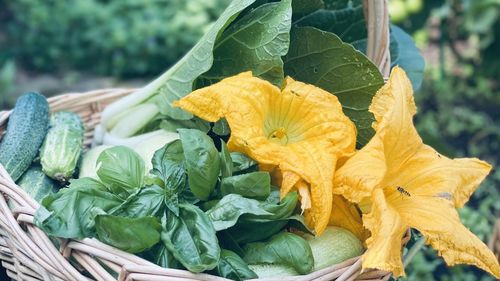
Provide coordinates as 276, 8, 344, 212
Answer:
489, 219, 500, 262
0, 1, 404, 280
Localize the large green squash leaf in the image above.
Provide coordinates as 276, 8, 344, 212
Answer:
294, 1, 366, 43
284, 27, 384, 147
390, 25, 425, 90
149, 0, 257, 120
197, 0, 292, 87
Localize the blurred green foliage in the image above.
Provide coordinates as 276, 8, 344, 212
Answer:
1, 0, 230, 77
395, 1, 500, 280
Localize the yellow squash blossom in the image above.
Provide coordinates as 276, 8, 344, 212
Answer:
333, 67, 500, 277
174, 72, 356, 234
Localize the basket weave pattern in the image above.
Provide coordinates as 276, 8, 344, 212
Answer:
0, 1, 400, 280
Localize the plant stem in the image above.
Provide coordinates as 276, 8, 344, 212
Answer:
403, 237, 426, 267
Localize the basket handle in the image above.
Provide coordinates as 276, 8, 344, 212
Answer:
364, 0, 391, 78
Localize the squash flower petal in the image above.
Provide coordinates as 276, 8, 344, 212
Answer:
174, 72, 357, 234
333, 67, 500, 277
329, 195, 369, 241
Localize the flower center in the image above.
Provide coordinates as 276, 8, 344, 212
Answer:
268, 127, 289, 144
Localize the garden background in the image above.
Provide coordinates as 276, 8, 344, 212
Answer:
0, 0, 498, 280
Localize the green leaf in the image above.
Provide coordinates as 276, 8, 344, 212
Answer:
97, 146, 145, 196
220, 172, 271, 199
197, 0, 292, 87
151, 140, 188, 215
152, 0, 257, 120
109, 185, 165, 218
160, 117, 211, 133
243, 232, 314, 275
284, 27, 384, 148
294, 2, 366, 43
178, 129, 220, 201
220, 140, 233, 179
34, 178, 123, 239
213, 119, 231, 137
141, 243, 180, 269
213, 249, 258, 281
225, 191, 300, 243
95, 215, 161, 254
230, 152, 258, 175
206, 194, 272, 231
292, 0, 324, 18
161, 204, 220, 273
390, 25, 425, 90
226, 220, 288, 244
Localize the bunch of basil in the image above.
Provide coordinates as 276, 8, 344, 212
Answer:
34, 129, 313, 280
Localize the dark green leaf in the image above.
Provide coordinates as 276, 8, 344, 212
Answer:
160, 117, 210, 133
243, 232, 314, 274
220, 140, 233, 179
141, 243, 180, 269
155, 0, 258, 120
284, 27, 384, 148
217, 231, 245, 257
230, 152, 258, 175
161, 204, 220, 272
226, 220, 288, 244
197, 0, 292, 87
292, 0, 324, 18
225, 191, 300, 243
95, 215, 161, 253
34, 178, 123, 239
254, 191, 298, 220
179, 129, 220, 201
206, 194, 272, 231
390, 25, 425, 90
213, 119, 231, 137
220, 172, 271, 199
97, 146, 145, 196
109, 185, 165, 218
151, 140, 189, 215
294, 2, 366, 43
213, 249, 257, 281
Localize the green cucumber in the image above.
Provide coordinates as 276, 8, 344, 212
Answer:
17, 165, 59, 203
40, 111, 85, 182
0, 92, 50, 181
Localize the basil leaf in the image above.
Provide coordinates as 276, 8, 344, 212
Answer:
218, 231, 245, 257
284, 26, 384, 148
155, 0, 258, 119
227, 220, 289, 244
206, 194, 272, 231
109, 185, 165, 218
225, 192, 300, 243
243, 232, 314, 275
179, 129, 220, 201
196, 0, 292, 87
161, 204, 220, 272
34, 178, 123, 239
213, 249, 257, 281
230, 152, 258, 175
95, 215, 161, 254
141, 243, 180, 269
220, 140, 233, 179
97, 146, 145, 196
220, 172, 271, 199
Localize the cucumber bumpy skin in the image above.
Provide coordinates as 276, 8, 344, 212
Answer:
0, 92, 49, 181
40, 111, 85, 182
